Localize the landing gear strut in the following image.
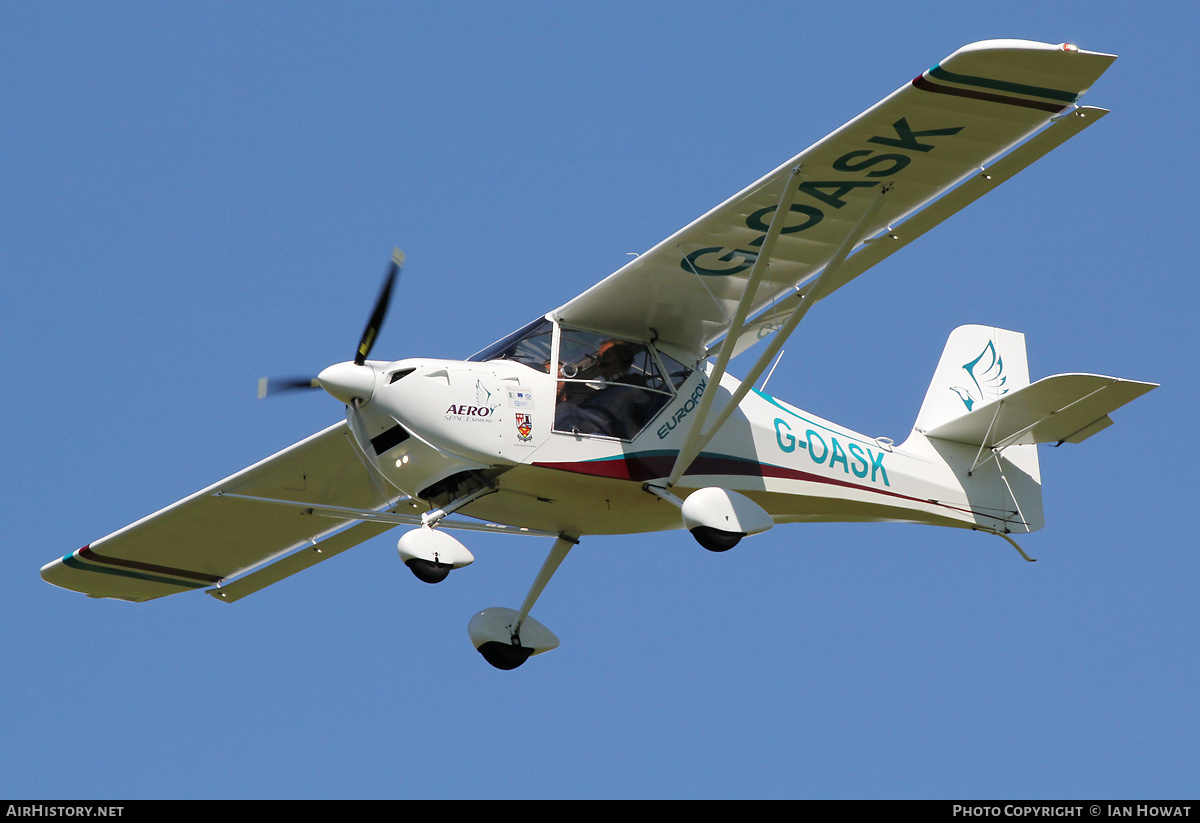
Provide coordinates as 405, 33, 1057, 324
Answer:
468, 533, 577, 669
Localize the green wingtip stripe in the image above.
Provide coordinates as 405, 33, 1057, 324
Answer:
929, 64, 1078, 103
61, 555, 209, 591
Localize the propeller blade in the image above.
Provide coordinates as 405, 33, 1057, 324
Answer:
355, 248, 404, 365
257, 375, 321, 399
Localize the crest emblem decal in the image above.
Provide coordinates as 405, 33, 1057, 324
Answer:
515, 413, 533, 442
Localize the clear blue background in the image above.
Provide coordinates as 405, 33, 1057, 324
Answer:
3, 1, 1194, 799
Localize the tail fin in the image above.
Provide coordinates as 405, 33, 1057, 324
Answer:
911, 325, 1044, 533
914, 325, 1031, 432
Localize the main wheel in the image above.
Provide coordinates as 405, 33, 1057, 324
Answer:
477, 641, 534, 670
690, 526, 743, 552
405, 558, 451, 584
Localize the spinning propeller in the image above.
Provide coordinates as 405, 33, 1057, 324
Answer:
354, 249, 401, 366
257, 248, 404, 402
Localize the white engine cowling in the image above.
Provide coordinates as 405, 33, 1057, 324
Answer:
397, 527, 474, 583
680, 487, 774, 552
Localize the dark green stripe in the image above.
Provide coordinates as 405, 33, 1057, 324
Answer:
80, 545, 222, 583
62, 555, 208, 590
912, 75, 1066, 114
930, 64, 1078, 103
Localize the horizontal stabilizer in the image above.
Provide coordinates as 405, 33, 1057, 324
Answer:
924, 373, 1156, 449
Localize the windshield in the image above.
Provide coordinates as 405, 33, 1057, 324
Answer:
468, 317, 553, 373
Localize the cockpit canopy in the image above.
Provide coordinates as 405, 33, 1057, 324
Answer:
470, 317, 694, 440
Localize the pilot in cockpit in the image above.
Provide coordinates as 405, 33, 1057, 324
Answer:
555, 339, 657, 439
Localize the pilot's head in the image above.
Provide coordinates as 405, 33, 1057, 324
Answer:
597, 340, 634, 379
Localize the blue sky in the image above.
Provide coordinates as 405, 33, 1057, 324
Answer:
4, 1, 1196, 799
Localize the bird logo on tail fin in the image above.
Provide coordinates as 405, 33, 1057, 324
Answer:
950, 340, 1007, 411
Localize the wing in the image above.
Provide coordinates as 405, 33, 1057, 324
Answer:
42, 421, 392, 602
554, 40, 1116, 354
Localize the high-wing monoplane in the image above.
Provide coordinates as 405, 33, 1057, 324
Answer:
43, 40, 1156, 669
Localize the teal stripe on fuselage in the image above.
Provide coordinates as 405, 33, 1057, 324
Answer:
752, 389, 883, 449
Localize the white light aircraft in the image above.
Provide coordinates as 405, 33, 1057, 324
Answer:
43, 40, 1156, 670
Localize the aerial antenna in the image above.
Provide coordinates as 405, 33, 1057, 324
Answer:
760, 349, 786, 392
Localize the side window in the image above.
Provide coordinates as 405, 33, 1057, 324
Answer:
553, 330, 674, 440
655, 349, 694, 391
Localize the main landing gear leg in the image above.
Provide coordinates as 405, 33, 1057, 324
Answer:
468, 533, 579, 670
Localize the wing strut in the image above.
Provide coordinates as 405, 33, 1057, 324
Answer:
204, 491, 558, 603
209, 490, 559, 536
666, 183, 891, 487
664, 166, 802, 486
